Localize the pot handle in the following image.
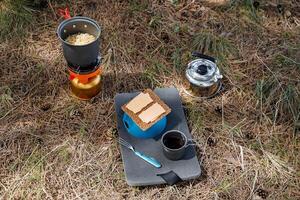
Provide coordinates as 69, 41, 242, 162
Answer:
58, 7, 71, 19
192, 52, 216, 63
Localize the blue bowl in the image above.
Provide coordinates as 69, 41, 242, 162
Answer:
122, 113, 167, 139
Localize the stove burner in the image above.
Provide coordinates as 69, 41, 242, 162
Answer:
68, 56, 101, 74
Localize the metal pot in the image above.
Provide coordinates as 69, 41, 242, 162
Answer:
185, 52, 223, 97
57, 16, 101, 68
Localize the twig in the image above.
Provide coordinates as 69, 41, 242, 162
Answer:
0, 180, 7, 191
47, 0, 57, 20
178, 0, 195, 12
239, 145, 244, 171
222, 95, 224, 128
248, 170, 258, 200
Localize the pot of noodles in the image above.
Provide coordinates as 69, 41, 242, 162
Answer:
57, 16, 101, 68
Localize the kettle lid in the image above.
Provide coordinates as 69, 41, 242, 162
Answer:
185, 58, 222, 87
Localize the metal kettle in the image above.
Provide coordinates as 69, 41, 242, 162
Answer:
185, 52, 223, 97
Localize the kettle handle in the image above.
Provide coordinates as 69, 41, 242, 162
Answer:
192, 52, 216, 63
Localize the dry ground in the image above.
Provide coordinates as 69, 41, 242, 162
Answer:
0, 0, 300, 199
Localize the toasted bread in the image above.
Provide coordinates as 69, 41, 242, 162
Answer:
121, 89, 171, 130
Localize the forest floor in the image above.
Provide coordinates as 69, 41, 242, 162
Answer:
0, 0, 299, 199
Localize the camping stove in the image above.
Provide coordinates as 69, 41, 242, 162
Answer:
57, 11, 102, 100
184, 52, 223, 98
68, 57, 102, 100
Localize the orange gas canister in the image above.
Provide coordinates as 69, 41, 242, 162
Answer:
68, 65, 102, 100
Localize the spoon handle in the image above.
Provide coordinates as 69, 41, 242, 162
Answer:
134, 151, 162, 168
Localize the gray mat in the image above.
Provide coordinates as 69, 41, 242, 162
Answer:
114, 87, 201, 186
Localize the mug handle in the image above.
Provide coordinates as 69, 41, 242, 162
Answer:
186, 139, 197, 147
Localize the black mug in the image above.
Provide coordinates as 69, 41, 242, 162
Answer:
161, 130, 195, 160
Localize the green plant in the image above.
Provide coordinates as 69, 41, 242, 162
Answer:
79, 124, 88, 138
0, 0, 37, 39
192, 31, 237, 70
230, 0, 260, 22
185, 103, 203, 132
172, 23, 189, 35
143, 62, 172, 86
274, 42, 300, 70
0, 86, 14, 117
0, 0, 68, 39
170, 0, 179, 5
23, 147, 44, 182
274, 54, 300, 69
173, 23, 180, 33
128, 0, 148, 13
192, 31, 236, 57
171, 48, 182, 70
281, 85, 300, 122
149, 16, 161, 28
58, 146, 72, 163
256, 77, 300, 126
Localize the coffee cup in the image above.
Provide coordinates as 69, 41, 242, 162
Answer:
161, 130, 195, 160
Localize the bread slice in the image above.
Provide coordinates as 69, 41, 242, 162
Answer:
138, 103, 165, 123
125, 92, 153, 114
121, 89, 171, 131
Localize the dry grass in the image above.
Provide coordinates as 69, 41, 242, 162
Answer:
0, 0, 299, 199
